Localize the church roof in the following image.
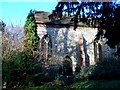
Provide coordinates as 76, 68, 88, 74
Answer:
35, 11, 51, 23
35, 11, 89, 27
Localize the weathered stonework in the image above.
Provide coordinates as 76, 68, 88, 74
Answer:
36, 26, 99, 73
35, 11, 116, 74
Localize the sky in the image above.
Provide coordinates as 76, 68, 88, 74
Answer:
0, 1, 58, 26
1, 0, 120, 27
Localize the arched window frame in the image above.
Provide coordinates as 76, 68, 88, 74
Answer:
93, 40, 103, 62
38, 33, 52, 61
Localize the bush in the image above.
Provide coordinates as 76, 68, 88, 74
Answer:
90, 59, 120, 80
49, 75, 74, 87
52, 76, 64, 86
75, 66, 94, 80
2, 52, 35, 88
75, 58, 120, 80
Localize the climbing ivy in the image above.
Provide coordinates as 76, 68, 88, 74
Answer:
24, 10, 39, 57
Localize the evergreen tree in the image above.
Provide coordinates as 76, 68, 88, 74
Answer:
24, 10, 39, 58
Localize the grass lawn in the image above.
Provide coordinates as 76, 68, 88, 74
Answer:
19, 80, 120, 90
20, 85, 67, 90
70, 80, 120, 89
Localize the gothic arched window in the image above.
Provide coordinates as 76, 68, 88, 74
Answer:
94, 40, 103, 62
40, 34, 52, 61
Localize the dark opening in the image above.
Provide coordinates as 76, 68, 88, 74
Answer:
63, 56, 73, 76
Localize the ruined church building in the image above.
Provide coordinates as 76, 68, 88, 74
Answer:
35, 11, 115, 74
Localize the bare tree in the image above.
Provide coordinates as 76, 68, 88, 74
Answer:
2, 24, 24, 61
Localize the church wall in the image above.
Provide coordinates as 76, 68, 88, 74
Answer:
78, 28, 98, 65
37, 26, 98, 72
37, 25, 116, 73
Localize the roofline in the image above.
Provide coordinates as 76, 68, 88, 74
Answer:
35, 22, 100, 29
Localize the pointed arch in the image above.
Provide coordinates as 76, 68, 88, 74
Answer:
93, 39, 103, 62
38, 33, 52, 61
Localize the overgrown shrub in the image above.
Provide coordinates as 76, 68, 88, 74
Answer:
90, 58, 120, 80
51, 75, 74, 86
52, 76, 64, 86
2, 52, 35, 88
3, 51, 59, 88
75, 58, 120, 80
75, 66, 94, 80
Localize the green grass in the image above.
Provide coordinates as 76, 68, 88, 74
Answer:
8, 80, 120, 90
71, 80, 120, 89
20, 85, 67, 90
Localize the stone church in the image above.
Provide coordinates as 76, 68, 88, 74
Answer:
34, 11, 116, 74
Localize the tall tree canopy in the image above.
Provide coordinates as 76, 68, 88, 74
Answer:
51, 1, 120, 56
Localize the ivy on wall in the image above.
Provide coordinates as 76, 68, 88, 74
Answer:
24, 10, 39, 57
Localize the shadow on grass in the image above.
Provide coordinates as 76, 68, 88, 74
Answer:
10, 80, 120, 90
71, 80, 120, 89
